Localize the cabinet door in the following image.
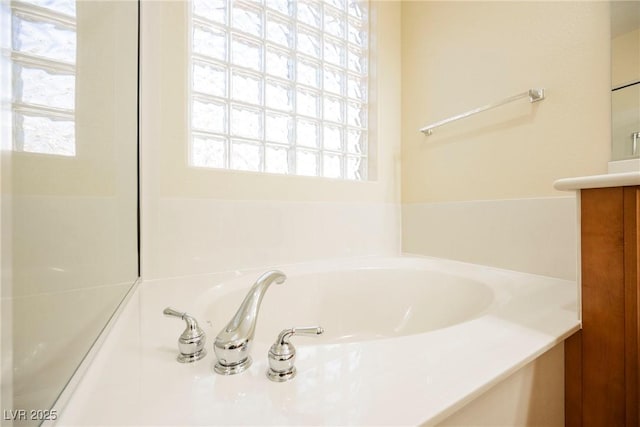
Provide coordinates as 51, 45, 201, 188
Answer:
565, 186, 639, 426
624, 187, 639, 426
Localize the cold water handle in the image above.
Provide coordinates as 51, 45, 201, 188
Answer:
267, 326, 324, 382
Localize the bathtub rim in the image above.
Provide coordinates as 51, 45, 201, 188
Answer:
54, 253, 580, 426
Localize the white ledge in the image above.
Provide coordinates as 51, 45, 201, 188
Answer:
554, 171, 640, 191
56, 256, 578, 426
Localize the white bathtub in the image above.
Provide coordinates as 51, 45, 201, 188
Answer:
56, 256, 579, 426
201, 259, 496, 345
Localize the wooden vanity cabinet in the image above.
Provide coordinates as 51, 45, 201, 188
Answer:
566, 185, 640, 426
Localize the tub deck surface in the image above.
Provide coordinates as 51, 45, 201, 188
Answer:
56, 255, 579, 426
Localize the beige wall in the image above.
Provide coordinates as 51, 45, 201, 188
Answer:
401, 1, 610, 204
612, 27, 640, 87
142, 1, 400, 203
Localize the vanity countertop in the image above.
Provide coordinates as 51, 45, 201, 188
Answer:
553, 171, 640, 191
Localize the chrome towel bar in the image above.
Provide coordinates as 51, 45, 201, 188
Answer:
420, 88, 545, 136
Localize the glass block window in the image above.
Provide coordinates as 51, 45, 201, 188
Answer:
11, 0, 76, 156
190, 0, 369, 180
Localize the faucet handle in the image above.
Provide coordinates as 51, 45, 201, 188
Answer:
163, 307, 207, 363
267, 326, 324, 382
163, 307, 185, 318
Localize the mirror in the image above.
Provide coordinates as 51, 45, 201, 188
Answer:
1, 1, 139, 424
611, 1, 640, 160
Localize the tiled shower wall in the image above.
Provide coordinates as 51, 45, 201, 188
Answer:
144, 198, 400, 279
403, 197, 578, 281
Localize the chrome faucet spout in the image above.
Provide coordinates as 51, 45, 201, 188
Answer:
213, 270, 286, 375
